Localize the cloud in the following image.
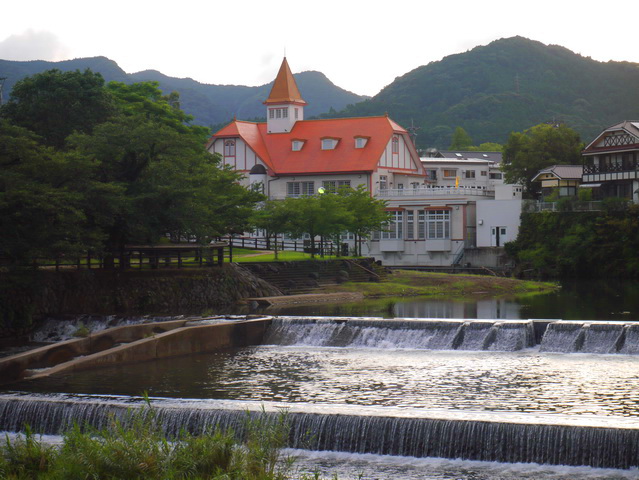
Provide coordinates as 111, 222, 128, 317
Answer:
0, 29, 70, 61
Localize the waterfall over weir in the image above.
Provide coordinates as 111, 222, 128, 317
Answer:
540, 321, 639, 354
1, 394, 639, 470
263, 318, 535, 351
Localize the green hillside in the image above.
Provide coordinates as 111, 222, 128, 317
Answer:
323, 36, 639, 148
0, 57, 366, 129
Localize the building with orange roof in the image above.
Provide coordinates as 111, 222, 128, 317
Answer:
208, 58, 520, 267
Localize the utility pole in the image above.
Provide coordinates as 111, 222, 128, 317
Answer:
406, 118, 421, 146
0, 77, 7, 106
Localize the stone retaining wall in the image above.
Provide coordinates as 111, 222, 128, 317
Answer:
0, 264, 281, 336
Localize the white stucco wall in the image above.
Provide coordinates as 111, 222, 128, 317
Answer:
476, 199, 522, 248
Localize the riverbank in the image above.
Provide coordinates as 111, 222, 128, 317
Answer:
318, 270, 557, 299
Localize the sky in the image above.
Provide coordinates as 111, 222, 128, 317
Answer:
1, 0, 637, 97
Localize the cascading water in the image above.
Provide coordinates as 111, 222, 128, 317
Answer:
1, 393, 638, 470
540, 321, 639, 354
263, 317, 535, 351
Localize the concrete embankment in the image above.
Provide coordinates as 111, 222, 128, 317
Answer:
0, 316, 272, 383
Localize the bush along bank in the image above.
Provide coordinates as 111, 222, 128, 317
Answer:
0, 399, 309, 480
506, 203, 639, 279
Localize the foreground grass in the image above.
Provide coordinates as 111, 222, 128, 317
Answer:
320, 269, 558, 299
0, 401, 330, 480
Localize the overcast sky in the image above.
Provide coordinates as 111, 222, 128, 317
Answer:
1, 0, 636, 97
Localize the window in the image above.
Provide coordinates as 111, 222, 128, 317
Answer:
282, 108, 288, 118
269, 109, 275, 119
355, 137, 367, 148
490, 172, 503, 180
379, 175, 388, 190
425, 169, 437, 181
295, 108, 299, 120
322, 180, 351, 193
392, 136, 399, 154
224, 139, 236, 157
406, 210, 414, 240
397, 183, 404, 189
443, 169, 457, 178
382, 211, 403, 240
321, 139, 338, 150
426, 210, 450, 239
464, 170, 476, 179
410, 182, 420, 189
287, 181, 314, 196
276, 109, 282, 119
481, 171, 487, 176
417, 210, 425, 239
292, 140, 304, 151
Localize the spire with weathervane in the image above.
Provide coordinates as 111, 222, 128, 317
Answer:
264, 57, 306, 134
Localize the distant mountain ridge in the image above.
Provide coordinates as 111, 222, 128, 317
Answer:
0, 57, 367, 129
3, 38, 639, 147
320, 36, 639, 148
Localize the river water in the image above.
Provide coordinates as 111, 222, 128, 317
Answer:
4, 279, 639, 479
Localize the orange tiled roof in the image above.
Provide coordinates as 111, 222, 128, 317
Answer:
264, 58, 306, 105
212, 116, 419, 176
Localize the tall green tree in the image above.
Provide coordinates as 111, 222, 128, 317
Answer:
0, 120, 107, 263
1, 69, 116, 149
502, 123, 583, 196
449, 127, 473, 149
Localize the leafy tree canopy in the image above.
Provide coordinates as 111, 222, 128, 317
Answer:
501, 123, 583, 196
449, 127, 473, 149
1, 69, 116, 149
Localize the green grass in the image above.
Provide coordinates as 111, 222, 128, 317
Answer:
319, 270, 558, 299
232, 250, 360, 263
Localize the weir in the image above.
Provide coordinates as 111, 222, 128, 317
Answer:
1, 394, 639, 470
264, 317, 536, 351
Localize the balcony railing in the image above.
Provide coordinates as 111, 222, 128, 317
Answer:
376, 186, 494, 198
583, 163, 638, 175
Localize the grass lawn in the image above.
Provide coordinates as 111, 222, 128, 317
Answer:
319, 269, 558, 299
230, 249, 360, 263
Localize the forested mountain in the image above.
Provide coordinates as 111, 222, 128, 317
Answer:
3, 37, 638, 147
0, 57, 366, 129
321, 37, 639, 148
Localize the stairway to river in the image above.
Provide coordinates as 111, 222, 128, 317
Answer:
240, 258, 387, 294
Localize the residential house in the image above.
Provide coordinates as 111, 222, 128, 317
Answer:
531, 165, 583, 199
582, 121, 639, 202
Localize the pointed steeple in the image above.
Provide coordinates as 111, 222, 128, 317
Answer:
264, 57, 306, 105
265, 58, 306, 134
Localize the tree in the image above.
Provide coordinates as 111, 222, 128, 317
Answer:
250, 200, 295, 259
449, 127, 473, 149
338, 185, 390, 256
1, 69, 115, 149
501, 123, 583, 196
0, 120, 106, 264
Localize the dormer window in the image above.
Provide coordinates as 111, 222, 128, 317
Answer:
355, 137, 369, 149
292, 140, 305, 151
321, 138, 339, 150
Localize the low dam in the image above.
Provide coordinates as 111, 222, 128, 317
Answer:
2, 316, 639, 473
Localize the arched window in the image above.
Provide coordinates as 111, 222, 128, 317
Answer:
224, 139, 236, 157
392, 136, 399, 154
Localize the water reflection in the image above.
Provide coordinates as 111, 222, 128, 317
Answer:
13, 347, 639, 418
239, 279, 639, 321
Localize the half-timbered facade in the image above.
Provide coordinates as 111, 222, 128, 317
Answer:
582, 121, 639, 202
